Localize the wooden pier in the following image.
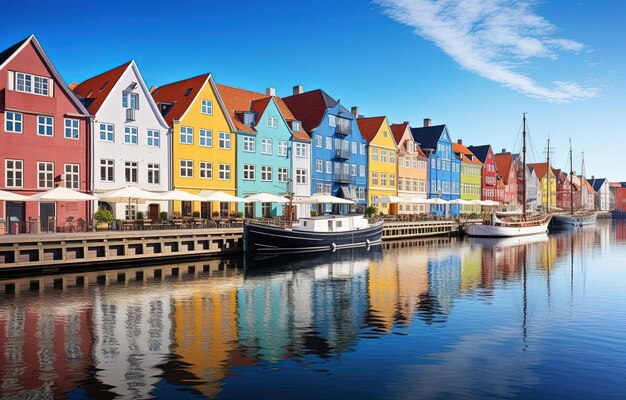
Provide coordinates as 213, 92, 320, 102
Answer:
382, 220, 459, 240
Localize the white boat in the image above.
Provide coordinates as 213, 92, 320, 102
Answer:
467, 113, 551, 238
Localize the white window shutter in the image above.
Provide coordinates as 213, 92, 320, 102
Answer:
49, 78, 54, 97
7, 71, 14, 90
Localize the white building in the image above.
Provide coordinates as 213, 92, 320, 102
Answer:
590, 177, 610, 211
290, 120, 312, 219
73, 61, 170, 220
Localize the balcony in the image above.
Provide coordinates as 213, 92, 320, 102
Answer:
334, 173, 351, 184
334, 148, 350, 160
335, 120, 352, 136
126, 108, 136, 122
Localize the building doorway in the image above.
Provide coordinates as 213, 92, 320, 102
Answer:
244, 203, 254, 218
182, 201, 192, 217
6, 201, 25, 234
201, 202, 211, 219
220, 202, 229, 218
148, 204, 160, 220
40, 202, 56, 232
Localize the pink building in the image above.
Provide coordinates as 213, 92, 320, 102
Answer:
0, 35, 91, 233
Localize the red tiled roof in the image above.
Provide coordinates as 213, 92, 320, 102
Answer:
527, 162, 552, 180
151, 74, 210, 126
453, 143, 483, 166
283, 89, 336, 133
391, 123, 428, 159
357, 116, 386, 144
494, 153, 514, 183
73, 61, 132, 114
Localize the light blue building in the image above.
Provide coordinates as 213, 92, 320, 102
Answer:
410, 119, 461, 215
284, 87, 368, 211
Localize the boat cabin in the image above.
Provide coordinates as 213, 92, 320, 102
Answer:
292, 215, 370, 233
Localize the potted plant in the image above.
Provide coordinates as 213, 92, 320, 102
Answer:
136, 211, 144, 220
212, 211, 220, 219
192, 211, 200, 219
364, 206, 378, 217
94, 209, 113, 231
160, 211, 169, 221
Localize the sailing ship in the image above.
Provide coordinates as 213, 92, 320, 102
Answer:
467, 113, 551, 237
551, 141, 597, 228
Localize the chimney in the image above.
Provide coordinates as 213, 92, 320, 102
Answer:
423, 118, 431, 127
457, 139, 463, 145
149, 86, 157, 94
266, 87, 276, 96
68, 82, 77, 90
293, 85, 303, 95
403, 120, 410, 125
502, 148, 507, 154
351, 106, 359, 117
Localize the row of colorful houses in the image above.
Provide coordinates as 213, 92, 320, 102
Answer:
0, 35, 617, 231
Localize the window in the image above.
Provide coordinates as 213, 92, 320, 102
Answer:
64, 119, 80, 139
325, 160, 332, 174
316, 183, 324, 194
372, 172, 378, 185
64, 164, 79, 189
278, 167, 288, 183
5, 160, 23, 188
199, 129, 212, 147
5, 111, 22, 132
390, 152, 396, 164
296, 169, 307, 184
201, 99, 212, 115
261, 166, 272, 181
125, 204, 137, 220
180, 160, 193, 178
243, 112, 255, 126
325, 136, 332, 150
37, 116, 54, 136
358, 187, 365, 200
125, 161, 138, 183
243, 164, 255, 180
122, 92, 138, 109
200, 161, 212, 179
371, 148, 378, 161
218, 163, 231, 180
390, 174, 396, 187
381, 150, 387, 163
100, 159, 114, 182
99, 123, 114, 142
278, 140, 288, 156
295, 143, 307, 157
316, 159, 323, 173
37, 162, 54, 188
328, 115, 336, 127
359, 165, 365, 177
243, 136, 256, 152
292, 121, 301, 132
15, 72, 49, 96
315, 135, 322, 148
351, 164, 357, 176
351, 141, 357, 154
147, 130, 160, 147
219, 132, 231, 149
267, 116, 278, 128
180, 126, 193, 144
124, 126, 138, 145
360, 143, 366, 155
324, 184, 332, 194
383, 131, 388, 137
381, 173, 387, 186
412, 158, 418, 169
148, 163, 160, 184
261, 138, 272, 154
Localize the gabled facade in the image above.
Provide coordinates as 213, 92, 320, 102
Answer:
283, 88, 367, 212
357, 116, 398, 214
0, 35, 91, 233
513, 154, 539, 211
528, 163, 557, 210
391, 122, 428, 214
553, 168, 572, 211
468, 144, 498, 202
589, 177, 610, 211
74, 61, 170, 220
452, 140, 482, 214
152, 74, 236, 218
570, 173, 582, 209
579, 176, 595, 211
217, 85, 296, 217
494, 151, 518, 210
411, 119, 461, 216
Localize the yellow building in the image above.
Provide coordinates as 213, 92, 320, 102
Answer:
528, 163, 557, 210
357, 117, 398, 214
152, 74, 237, 217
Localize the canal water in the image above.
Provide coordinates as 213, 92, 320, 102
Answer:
1, 220, 625, 399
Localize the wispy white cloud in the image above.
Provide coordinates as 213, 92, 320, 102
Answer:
377, 0, 599, 102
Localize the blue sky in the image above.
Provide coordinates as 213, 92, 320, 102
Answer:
2, 0, 624, 179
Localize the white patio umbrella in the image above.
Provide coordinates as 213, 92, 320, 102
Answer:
376, 195, 407, 204
293, 194, 355, 205
198, 191, 250, 203
29, 187, 97, 201
157, 190, 205, 202
97, 186, 162, 203
448, 198, 473, 205
408, 197, 435, 204
0, 190, 31, 201
429, 198, 450, 205
246, 193, 290, 203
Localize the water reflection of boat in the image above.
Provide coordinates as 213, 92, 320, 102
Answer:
467, 232, 549, 248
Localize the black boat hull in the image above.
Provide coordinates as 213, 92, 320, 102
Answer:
243, 220, 384, 254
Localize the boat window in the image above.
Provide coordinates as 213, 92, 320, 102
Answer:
303, 221, 307, 227
336, 221, 342, 228
328, 221, 333, 232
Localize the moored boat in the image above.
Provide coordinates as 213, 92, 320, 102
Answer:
551, 212, 597, 228
244, 214, 383, 254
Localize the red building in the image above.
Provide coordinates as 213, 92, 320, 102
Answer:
0, 35, 90, 233
553, 168, 572, 211
494, 151, 518, 209
615, 187, 626, 212
467, 144, 498, 201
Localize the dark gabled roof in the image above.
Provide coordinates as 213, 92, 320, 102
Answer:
590, 178, 607, 192
410, 124, 446, 152
0, 36, 29, 66
73, 61, 132, 114
467, 145, 492, 163
282, 89, 337, 132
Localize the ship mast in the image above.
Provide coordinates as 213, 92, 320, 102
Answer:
581, 152, 586, 210
522, 113, 527, 216
569, 138, 574, 215
546, 137, 551, 213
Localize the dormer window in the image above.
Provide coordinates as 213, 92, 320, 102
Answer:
291, 120, 301, 132
122, 92, 138, 109
243, 112, 256, 126
183, 88, 193, 97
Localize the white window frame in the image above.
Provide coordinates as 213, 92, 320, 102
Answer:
5, 159, 23, 188
243, 164, 255, 180
360, 143, 366, 155
15, 72, 50, 96
37, 115, 54, 137
124, 161, 138, 183
325, 136, 332, 150
180, 126, 193, 145
64, 118, 80, 139
199, 129, 213, 147
99, 123, 114, 142
218, 132, 231, 149
278, 167, 288, 183
328, 115, 336, 127
5, 111, 23, 133
243, 136, 256, 152
180, 159, 193, 178
37, 161, 54, 189
122, 92, 138, 109
261, 165, 273, 182
371, 148, 378, 161
315, 135, 323, 148
316, 159, 323, 173
200, 161, 213, 179
100, 159, 115, 182
351, 164, 357, 176
325, 160, 332, 174
64, 164, 80, 189
351, 141, 357, 154
267, 116, 278, 128
148, 163, 160, 184
124, 126, 138, 145
261, 138, 273, 155
278, 140, 288, 156
201, 99, 213, 115
218, 163, 231, 180
291, 121, 301, 132
147, 129, 160, 147
296, 169, 307, 184
359, 165, 365, 177
295, 143, 307, 157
